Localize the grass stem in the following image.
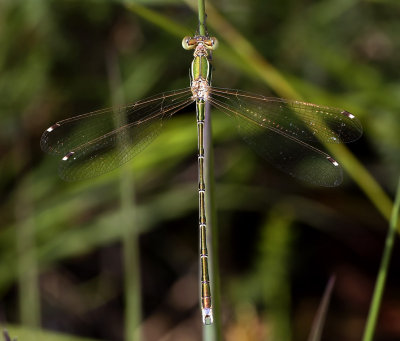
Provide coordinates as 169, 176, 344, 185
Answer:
15, 179, 41, 328
106, 48, 141, 341
203, 101, 221, 341
197, 0, 206, 36
362, 177, 400, 341
197, 0, 221, 339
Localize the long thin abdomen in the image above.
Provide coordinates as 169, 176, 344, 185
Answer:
197, 98, 213, 325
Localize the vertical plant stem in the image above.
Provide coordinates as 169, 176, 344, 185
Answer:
362, 177, 400, 341
121, 171, 141, 341
15, 178, 41, 328
106, 48, 141, 341
258, 207, 293, 341
203, 101, 221, 341
197, 0, 221, 339
197, 0, 206, 36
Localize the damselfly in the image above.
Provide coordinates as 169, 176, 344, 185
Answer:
41, 35, 362, 325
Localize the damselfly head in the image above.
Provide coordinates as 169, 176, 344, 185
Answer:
182, 36, 219, 51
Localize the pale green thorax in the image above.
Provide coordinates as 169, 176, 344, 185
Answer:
182, 35, 218, 100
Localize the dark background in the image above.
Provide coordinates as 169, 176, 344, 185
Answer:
1, 0, 400, 340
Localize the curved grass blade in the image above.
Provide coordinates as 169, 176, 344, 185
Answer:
307, 275, 336, 341
41, 89, 193, 181
209, 87, 362, 186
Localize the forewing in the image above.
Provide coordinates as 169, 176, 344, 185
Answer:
210, 88, 362, 144
208, 88, 361, 186
41, 89, 193, 181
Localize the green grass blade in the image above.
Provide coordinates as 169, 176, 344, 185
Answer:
197, 0, 206, 36
362, 177, 400, 341
197, 0, 221, 339
125, 2, 191, 37
260, 208, 293, 341
120, 165, 141, 341
3, 325, 100, 341
203, 101, 221, 341
15, 179, 41, 328
106, 48, 141, 341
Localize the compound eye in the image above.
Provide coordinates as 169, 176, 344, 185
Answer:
204, 37, 219, 50
210, 37, 219, 50
182, 36, 196, 50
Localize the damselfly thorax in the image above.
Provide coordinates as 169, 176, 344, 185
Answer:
182, 35, 217, 101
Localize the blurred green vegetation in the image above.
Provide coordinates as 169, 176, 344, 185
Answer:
0, 0, 400, 340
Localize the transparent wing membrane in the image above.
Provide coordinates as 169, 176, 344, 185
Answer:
209, 87, 362, 186
210, 88, 362, 143
41, 89, 193, 181
41, 84, 361, 185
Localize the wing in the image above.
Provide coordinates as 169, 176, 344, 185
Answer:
210, 88, 362, 143
209, 87, 363, 186
41, 88, 193, 181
